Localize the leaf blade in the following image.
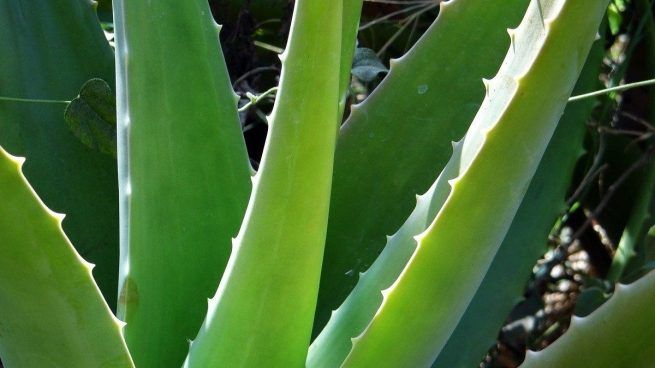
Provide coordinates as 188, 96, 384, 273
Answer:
342, 1, 609, 366
317, 0, 531, 331
184, 0, 343, 366
0, 146, 133, 368
113, 0, 252, 366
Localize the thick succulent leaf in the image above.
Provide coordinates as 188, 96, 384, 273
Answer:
0, 146, 133, 368
520, 270, 655, 368
0, 0, 119, 309
317, 0, 531, 330
341, 1, 608, 366
310, 37, 604, 368
183, 0, 342, 366
308, 141, 464, 367
431, 39, 605, 368
113, 1, 252, 366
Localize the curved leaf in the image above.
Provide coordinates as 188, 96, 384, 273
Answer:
0, 146, 133, 368
520, 271, 655, 368
342, 1, 608, 366
317, 0, 531, 331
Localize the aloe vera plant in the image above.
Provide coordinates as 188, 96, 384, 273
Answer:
2, 0, 655, 367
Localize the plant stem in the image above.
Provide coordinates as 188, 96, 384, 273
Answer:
238, 86, 278, 112
569, 78, 655, 101
0, 96, 70, 104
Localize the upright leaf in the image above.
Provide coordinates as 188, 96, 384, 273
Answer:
309, 39, 604, 368
317, 0, 531, 330
432, 39, 604, 367
608, 158, 655, 282
308, 140, 465, 368
184, 0, 342, 366
113, 1, 252, 366
342, 1, 609, 366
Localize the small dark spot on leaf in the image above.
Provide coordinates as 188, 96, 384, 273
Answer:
118, 276, 139, 307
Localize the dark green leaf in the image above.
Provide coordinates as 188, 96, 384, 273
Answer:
0, 0, 119, 309
574, 287, 610, 317
64, 78, 117, 157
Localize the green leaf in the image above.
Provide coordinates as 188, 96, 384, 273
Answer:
184, 0, 343, 366
0, 0, 119, 310
309, 140, 465, 368
521, 271, 655, 368
607, 158, 655, 282
573, 287, 610, 317
316, 0, 531, 333
64, 78, 117, 157
0, 146, 133, 367
341, 1, 609, 366
623, 261, 655, 283
113, 0, 252, 366
312, 12, 604, 368
432, 36, 606, 368
607, 3, 623, 35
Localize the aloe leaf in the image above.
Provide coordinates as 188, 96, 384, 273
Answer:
0, 0, 119, 309
0, 146, 133, 368
317, 0, 531, 329
308, 140, 464, 368
432, 38, 605, 368
341, 1, 608, 366
520, 270, 655, 368
309, 36, 604, 368
112, 1, 252, 366
183, 1, 342, 366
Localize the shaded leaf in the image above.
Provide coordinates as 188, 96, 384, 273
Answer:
574, 287, 610, 317
351, 48, 387, 82
64, 78, 116, 157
